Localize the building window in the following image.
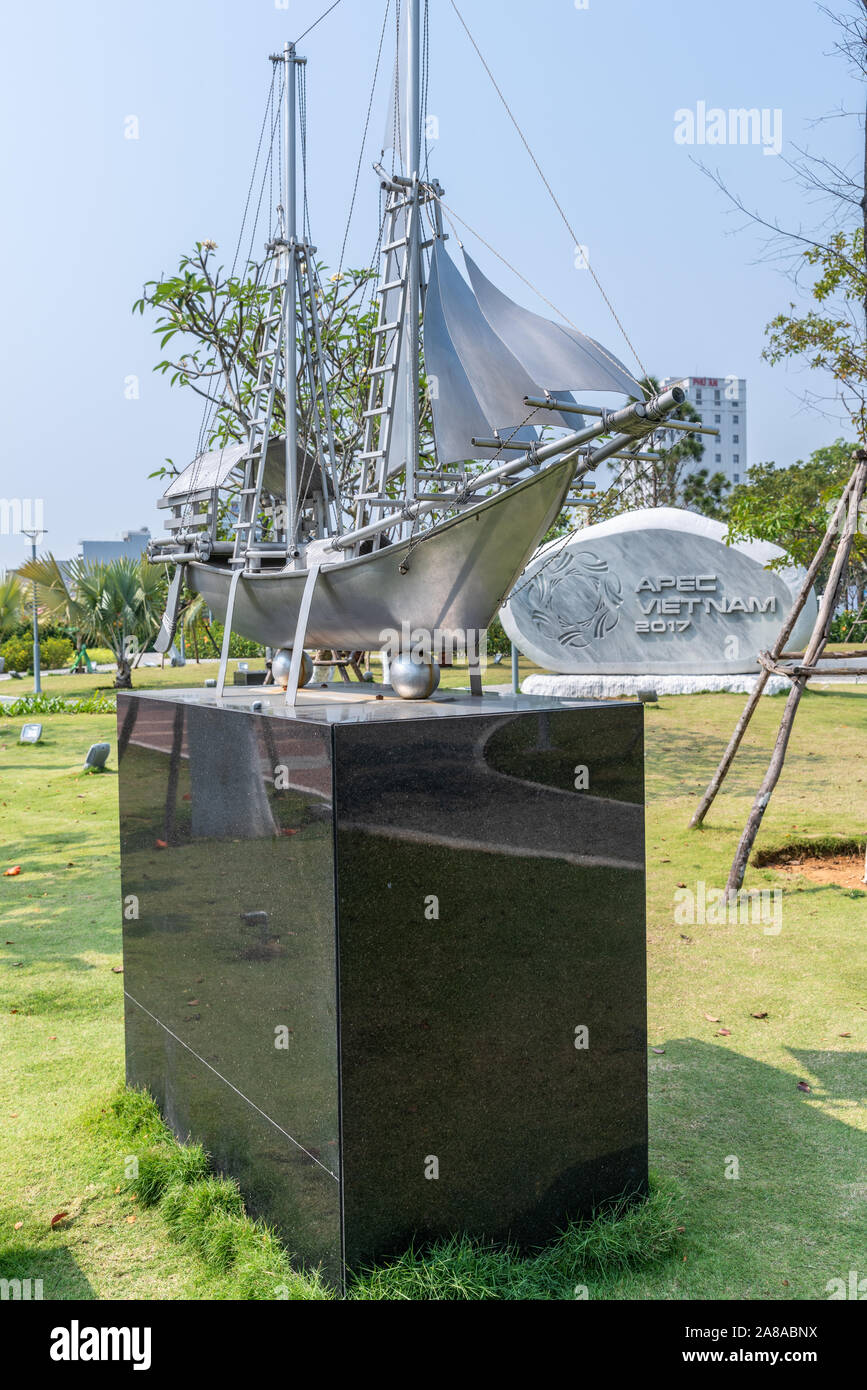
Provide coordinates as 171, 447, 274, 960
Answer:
715, 453, 722, 463
714, 414, 721, 424
733, 454, 740, 464
733, 414, 739, 423
714, 391, 721, 403
733, 473, 740, 484
733, 434, 739, 443
696, 390, 702, 403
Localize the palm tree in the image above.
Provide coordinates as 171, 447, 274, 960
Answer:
74, 560, 165, 688
16, 554, 165, 688
16, 554, 85, 635
0, 571, 23, 633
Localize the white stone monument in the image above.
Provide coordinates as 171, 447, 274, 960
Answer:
501, 508, 819, 697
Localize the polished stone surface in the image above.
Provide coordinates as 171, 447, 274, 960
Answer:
502, 507, 818, 675
118, 687, 647, 1283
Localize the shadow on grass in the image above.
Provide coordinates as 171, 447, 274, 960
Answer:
648, 1039, 867, 1296
786, 1050, 867, 1107
0, 1241, 96, 1300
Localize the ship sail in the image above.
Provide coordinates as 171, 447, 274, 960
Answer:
464, 251, 638, 398
422, 241, 637, 467
423, 240, 541, 465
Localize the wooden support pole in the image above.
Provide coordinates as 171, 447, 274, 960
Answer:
689, 463, 863, 829
725, 456, 867, 891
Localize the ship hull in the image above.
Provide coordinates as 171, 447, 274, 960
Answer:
189, 456, 576, 650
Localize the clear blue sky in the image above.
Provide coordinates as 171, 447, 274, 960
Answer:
0, 0, 860, 568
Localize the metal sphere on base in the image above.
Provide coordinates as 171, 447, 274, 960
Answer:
271, 648, 313, 690
389, 655, 441, 700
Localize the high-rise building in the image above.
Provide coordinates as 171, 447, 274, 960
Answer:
658, 375, 747, 486
79, 528, 151, 566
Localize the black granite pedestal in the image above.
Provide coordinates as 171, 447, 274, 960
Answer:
117, 686, 647, 1286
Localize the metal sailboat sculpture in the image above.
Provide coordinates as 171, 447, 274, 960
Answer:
148, 2, 686, 700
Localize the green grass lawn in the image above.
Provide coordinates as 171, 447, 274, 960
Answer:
1, 686, 865, 1299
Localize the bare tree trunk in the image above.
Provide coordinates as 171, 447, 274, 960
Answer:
114, 649, 133, 690
726, 456, 867, 889
726, 677, 807, 891
862, 80, 867, 351
201, 619, 221, 658
690, 473, 860, 827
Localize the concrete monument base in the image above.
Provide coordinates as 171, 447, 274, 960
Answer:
523, 672, 793, 699
523, 655, 867, 700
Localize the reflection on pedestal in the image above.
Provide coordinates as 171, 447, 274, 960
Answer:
118, 687, 647, 1286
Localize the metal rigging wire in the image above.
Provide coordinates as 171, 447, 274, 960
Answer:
337, 0, 392, 280
420, 0, 431, 183
294, 0, 344, 45
448, 0, 650, 388
190, 71, 285, 488
231, 64, 279, 280
507, 427, 704, 602
391, 0, 402, 176
299, 61, 312, 246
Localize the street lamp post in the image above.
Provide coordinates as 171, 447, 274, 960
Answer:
20, 528, 45, 695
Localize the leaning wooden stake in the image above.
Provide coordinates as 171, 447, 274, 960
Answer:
690, 462, 863, 829
725, 454, 867, 891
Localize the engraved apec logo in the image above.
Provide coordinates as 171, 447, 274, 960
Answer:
519, 549, 623, 651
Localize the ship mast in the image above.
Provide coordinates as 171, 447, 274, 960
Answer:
283, 39, 300, 562
403, 0, 422, 515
